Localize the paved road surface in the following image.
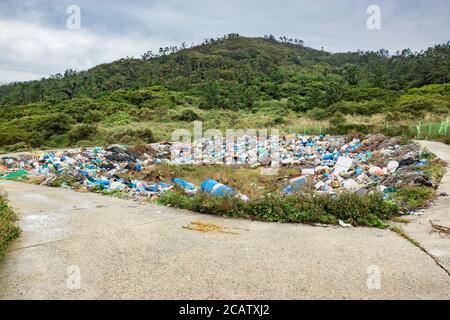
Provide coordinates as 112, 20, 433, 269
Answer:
0, 141, 449, 299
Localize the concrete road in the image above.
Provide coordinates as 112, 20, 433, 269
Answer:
404, 140, 450, 274
1, 141, 450, 299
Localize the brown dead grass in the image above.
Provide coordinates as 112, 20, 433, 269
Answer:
183, 221, 240, 234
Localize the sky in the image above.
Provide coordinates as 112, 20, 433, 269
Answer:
0, 0, 449, 84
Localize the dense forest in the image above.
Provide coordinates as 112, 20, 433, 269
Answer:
0, 34, 449, 150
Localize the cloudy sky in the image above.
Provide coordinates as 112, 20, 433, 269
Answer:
0, 0, 448, 84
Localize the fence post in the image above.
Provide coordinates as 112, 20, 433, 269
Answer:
416, 122, 421, 138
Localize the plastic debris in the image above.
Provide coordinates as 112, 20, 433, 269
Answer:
0, 133, 436, 205
0, 169, 28, 180
173, 178, 196, 194
201, 179, 235, 197
338, 220, 353, 227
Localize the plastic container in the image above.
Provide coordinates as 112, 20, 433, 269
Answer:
201, 179, 235, 197
173, 178, 196, 192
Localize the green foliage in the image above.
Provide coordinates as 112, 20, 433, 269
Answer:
392, 186, 435, 211
0, 37, 449, 150
173, 109, 202, 122
0, 191, 21, 260
393, 94, 449, 118
329, 112, 346, 128
68, 124, 97, 143
158, 190, 399, 228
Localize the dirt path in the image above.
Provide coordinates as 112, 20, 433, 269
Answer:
1, 141, 450, 299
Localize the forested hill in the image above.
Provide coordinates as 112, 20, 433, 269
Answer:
0, 34, 449, 151
0, 34, 449, 110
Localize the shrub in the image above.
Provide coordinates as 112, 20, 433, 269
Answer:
158, 190, 399, 228
392, 186, 435, 211
68, 124, 97, 144
0, 191, 21, 260
306, 107, 331, 120
173, 109, 202, 122
329, 112, 346, 128
272, 116, 286, 125
108, 128, 155, 144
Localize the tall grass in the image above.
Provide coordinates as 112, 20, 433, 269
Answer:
0, 190, 21, 260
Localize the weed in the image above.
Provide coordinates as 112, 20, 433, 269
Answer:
159, 189, 399, 228
392, 217, 410, 224
389, 225, 421, 248
421, 162, 446, 183
392, 186, 435, 211
0, 190, 21, 260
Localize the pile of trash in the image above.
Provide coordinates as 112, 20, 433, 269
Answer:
279, 134, 435, 197
0, 134, 437, 204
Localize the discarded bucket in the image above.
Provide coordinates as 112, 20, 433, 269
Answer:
201, 179, 235, 197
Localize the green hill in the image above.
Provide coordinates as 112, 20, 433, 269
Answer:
0, 34, 449, 151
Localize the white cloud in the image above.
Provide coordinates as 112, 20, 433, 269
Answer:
0, 19, 162, 84
0, 0, 449, 84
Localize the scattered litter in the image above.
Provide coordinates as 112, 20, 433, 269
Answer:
173, 178, 196, 194
338, 220, 353, 227
0, 133, 439, 205
0, 169, 28, 180
201, 179, 235, 197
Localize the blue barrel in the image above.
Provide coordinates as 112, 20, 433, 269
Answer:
201, 179, 235, 197
173, 178, 195, 191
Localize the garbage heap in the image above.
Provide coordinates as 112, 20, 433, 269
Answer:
0, 134, 436, 201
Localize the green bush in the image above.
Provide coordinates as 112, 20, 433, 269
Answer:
392, 186, 435, 211
108, 128, 155, 144
173, 109, 202, 122
68, 124, 97, 144
306, 107, 331, 120
158, 190, 399, 228
0, 192, 21, 260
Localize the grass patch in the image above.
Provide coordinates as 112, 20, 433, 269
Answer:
389, 225, 421, 248
392, 186, 435, 211
421, 162, 446, 183
0, 190, 21, 260
392, 217, 410, 224
135, 164, 300, 198
158, 189, 399, 228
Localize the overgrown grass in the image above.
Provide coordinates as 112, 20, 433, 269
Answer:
0, 190, 21, 260
148, 164, 299, 198
1, 101, 449, 153
392, 186, 435, 211
389, 225, 421, 248
159, 189, 399, 228
421, 162, 446, 183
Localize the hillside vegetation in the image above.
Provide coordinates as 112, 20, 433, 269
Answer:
0, 34, 449, 151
